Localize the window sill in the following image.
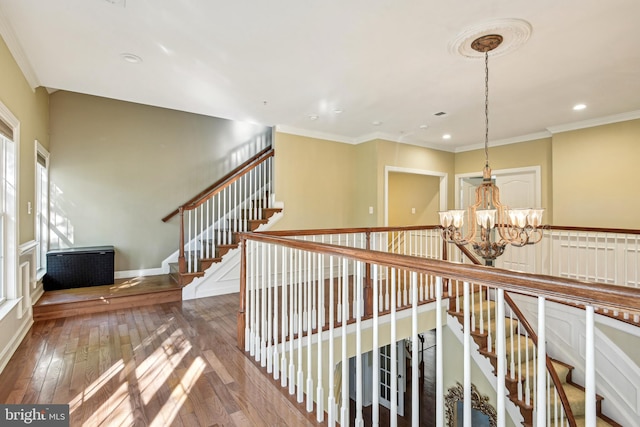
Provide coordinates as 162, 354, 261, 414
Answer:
0, 298, 21, 322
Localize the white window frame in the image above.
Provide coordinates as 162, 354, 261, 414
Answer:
35, 141, 49, 276
0, 100, 19, 307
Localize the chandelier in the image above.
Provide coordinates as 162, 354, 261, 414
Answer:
438, 34, 544, 266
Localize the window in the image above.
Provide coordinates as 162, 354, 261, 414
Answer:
35, 142, 49, 272
0, 103, 17, 305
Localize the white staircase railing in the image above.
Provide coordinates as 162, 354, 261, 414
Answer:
163, 145, 275, 280
497, 226, 640, 324
237, 230, 640, 426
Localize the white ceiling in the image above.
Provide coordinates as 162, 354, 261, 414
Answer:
1, 0, 640, 151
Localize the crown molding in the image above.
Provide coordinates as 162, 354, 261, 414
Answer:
278, 110, 640, 153
0, 8, 39, 90
546, 110, 640, 134
454, 131, 552, 153
275, 125, 359, 144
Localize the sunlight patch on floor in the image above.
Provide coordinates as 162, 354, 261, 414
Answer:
150, 356, 206, 427
69, 359, 124, 414
137, 328, 192, 405
82, 380, 131, 426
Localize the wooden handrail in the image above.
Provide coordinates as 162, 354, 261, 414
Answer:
239, 232, 640, 313
258, 225, 440, 237
162, 146, 274, 222
545, 225, 640, 235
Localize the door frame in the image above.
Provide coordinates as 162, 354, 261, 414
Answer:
454, 165, 541, 209
384, 166, 448, 226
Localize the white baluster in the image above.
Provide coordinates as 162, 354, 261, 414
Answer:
306, 251, 314, 412
280, 246, 287, 388
297, 250, 304, 403
340, 258, 349, 426
486, 287, 492, 353
372, 264, 380, 427
247, 239, 254, 354
585, 305, 596, 427
411, 272, 419, 423
260, 242, 267, 367
187, 210, 192, 273
436, 276, 444, 427
509, 309, 515, 380
471, 283, 476, 332
479, 284, 484, 334
316, 253, 324, 422
267, 245, 272, 373
524, 327, 530, 406
327, 255, 336, 427
355, 261, 363, 427
517, 324, 523, 401
288, 248, 295, 396
463, 281, 471, 427
390, 268, 398, 427
496, 289, 506, 427
536, 297, 546, 427
273, 246, 279, 380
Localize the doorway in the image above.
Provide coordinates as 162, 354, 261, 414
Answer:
384, 166, 448, 227
457, 166, 542, 272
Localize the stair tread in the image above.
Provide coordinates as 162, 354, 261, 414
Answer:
513, 360, 572, 386
574, 416, 614, 427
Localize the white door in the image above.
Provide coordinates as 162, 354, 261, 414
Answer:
379, 341, 405, 416
458, 168, 540, 272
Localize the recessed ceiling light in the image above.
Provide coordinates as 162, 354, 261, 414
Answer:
308, 115, 319, 121
120, 53, 142, 63
573, 103, 587, 111
442, 134, 452, 140
372, 121, 383, 126
419, 124, 429, 129
333, 109, 343, 114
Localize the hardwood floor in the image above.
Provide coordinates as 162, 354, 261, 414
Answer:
1, 292, 324, 426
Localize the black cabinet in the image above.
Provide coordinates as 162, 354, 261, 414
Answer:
43, 246, 115, 291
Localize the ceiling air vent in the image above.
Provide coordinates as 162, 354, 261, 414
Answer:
434, 112, 447, 116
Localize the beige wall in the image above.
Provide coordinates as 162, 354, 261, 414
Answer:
49, 91, 269, 271
0, 34, 49, 372
273, 134, 455, 230
272, 132, 358, 230
552, 119, 640, 228
388, 172, 440, 226
0, 37, 49, 244
374, 140, 455, 224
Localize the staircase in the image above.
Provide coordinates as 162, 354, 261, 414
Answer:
449, 286, 621, 426
163, 146, 281, 289
169, 202, 282, 286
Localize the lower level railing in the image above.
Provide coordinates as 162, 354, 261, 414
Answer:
238, 231, 640, 426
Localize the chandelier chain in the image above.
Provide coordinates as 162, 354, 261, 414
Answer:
484, 51, 489, 168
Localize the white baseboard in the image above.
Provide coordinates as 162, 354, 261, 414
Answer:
0, 314, 33, 375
